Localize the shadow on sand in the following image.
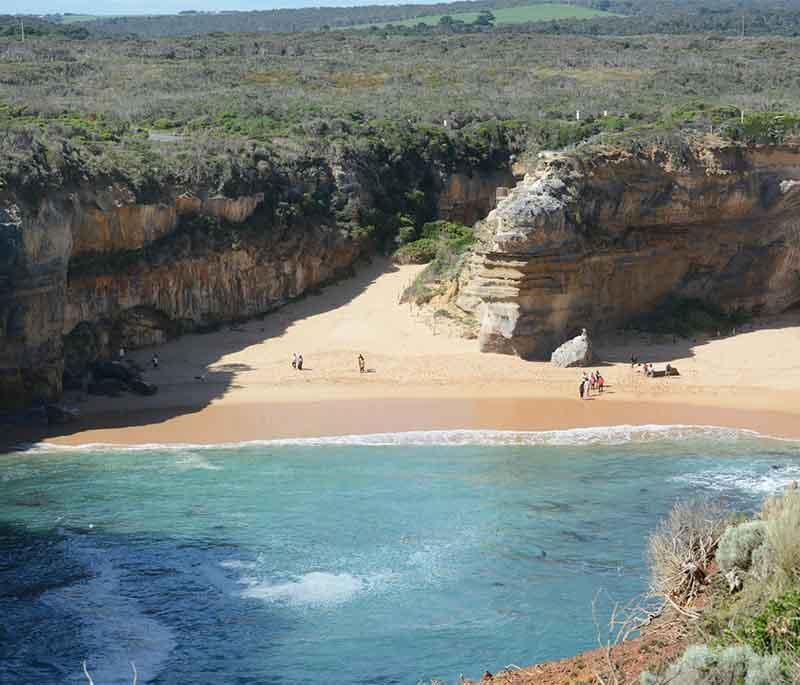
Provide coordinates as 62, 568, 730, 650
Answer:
595, 311, 800, 367
6, 257, 397, 448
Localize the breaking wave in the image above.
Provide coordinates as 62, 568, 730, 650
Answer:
239, 571, 385, 607
21, 424, 798, 452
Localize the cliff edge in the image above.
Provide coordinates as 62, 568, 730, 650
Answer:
457, 137, 800, 358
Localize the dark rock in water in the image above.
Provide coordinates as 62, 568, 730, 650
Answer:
130, 379, 158, 396
561, 529, 592, 543
550, 328, 592, 368
88, 378, 128, 396
528, 500, 573, 513
13, 492, 51, 507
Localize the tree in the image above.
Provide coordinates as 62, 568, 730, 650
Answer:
474, 10, 495, 27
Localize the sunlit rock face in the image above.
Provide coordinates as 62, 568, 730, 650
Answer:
458, 140, 800, 359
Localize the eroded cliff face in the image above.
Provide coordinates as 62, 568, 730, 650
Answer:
0, 158, 511, 407
436, 169, 515, 226
458, 140, 800, 359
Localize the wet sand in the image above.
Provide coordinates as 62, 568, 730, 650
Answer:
42, 395, 800, 445
28, 259, 800, 446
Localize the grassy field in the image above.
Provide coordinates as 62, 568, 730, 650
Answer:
352, 3, 618, 28
56, 14, 105, 23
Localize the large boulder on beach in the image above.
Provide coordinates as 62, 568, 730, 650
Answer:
550, 328, 593, 368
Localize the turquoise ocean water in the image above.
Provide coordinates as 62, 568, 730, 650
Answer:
1, 425, 799, 684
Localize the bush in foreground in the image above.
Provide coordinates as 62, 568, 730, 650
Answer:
642, 488, 800, 685
640, 644, 785, 685
760, 486, 800, 585
717, 520, 766, 574
647, 499, 728, 612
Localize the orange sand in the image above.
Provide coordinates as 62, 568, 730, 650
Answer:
38, 259, 800, 446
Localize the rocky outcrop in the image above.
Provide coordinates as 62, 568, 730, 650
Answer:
0, 197, 73, 405
437, 169, 515, 226
458, 138, 800, 359
64, 218, 361, 352
0, 180, 362, 408
550, 328, 592, 368
0, 152, 513, 407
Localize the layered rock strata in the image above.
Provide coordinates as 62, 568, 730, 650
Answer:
457, 140, 800, 359
1, 163, 510, 407
0, 186, 365, 407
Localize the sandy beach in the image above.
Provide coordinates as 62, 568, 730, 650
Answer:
38, 259, 800, 446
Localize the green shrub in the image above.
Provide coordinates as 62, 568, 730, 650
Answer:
394, 238, 439, 264
420, 220, 473, 242
743, 590, 800, 656
717, 521, 767, 574
761, 487, 800, 584
396, 224, 418, 245
641, 644, 785, 685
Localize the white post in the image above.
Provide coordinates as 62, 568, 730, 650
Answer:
20, 18, 25, 43
576, 110, 581, 121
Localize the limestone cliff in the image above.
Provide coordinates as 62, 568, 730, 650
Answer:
0, 153, 511, 408
436, 169, 515, 226
457, 139, 800, 358
0, 184, 362, 406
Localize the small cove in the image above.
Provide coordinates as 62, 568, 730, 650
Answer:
1, 428, 799, 684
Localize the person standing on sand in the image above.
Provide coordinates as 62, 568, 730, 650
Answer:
579, 377, 585, 400
598, 372, 605, 393
292, 353, 297, 370
297, 355, 303, 371
358, 354, 365, 373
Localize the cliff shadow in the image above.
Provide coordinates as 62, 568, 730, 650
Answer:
596, 310, 800, 367
7, 256, 400, 447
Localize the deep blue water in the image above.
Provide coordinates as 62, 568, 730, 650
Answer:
1, 426, 799, 684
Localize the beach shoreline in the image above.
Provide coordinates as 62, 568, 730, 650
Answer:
26, 391, 800, 447
7, 260, 800, 449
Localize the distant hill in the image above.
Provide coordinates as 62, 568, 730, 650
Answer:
350, 3, 618, 28
76, 0, 618, 36
0, 14, 90, 37
8, 0, 800, 38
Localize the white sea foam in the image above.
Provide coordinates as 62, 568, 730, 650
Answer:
173, 452, 222, 471
21, 424, 797, 452
240, 571, 371, 607
219, 559, 258, 570
672, 463, 800, 495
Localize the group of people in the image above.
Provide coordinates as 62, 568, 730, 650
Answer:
579, 370, 604, 399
